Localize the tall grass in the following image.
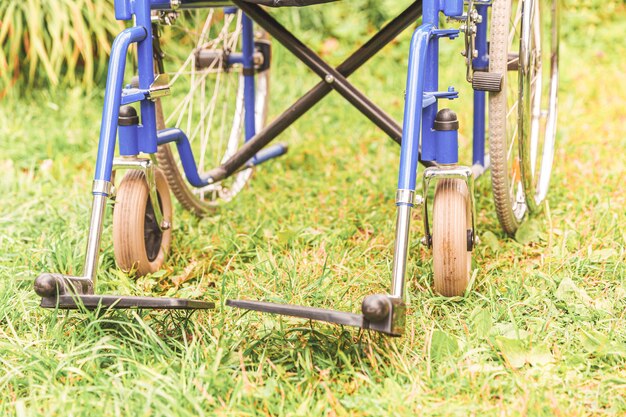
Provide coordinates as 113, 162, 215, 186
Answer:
0, 0, 122, 96
0, 0, 405, 97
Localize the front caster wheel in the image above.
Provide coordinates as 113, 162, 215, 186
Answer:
432, 179, 472, 297
113, 169, 173, 277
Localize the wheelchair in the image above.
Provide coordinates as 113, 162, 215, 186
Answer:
34, 0, 559, 337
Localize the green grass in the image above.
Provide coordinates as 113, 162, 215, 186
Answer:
1, 1, 626, 415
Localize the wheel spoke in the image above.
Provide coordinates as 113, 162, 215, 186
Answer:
508, 0, 523, 46
507, 123, 518, 160
156, 8, 268, 211
506, 99, 519, 120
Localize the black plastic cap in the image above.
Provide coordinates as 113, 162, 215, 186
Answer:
119, 105, 139, 126
433, 108, 459, 131
34, 273, 62, 297
362, 294, 391, 323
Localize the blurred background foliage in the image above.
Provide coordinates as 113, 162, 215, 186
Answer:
0, 0, 624, 97
0, 0, 123, 96
0, 0, 392, 96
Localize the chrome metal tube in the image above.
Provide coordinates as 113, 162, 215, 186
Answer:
391, 204, 413, 299
82, 194, 108, 283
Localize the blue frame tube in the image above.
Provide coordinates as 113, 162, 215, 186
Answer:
397, 23, 434, 192
472, 4, 489, 72
420, 0, 440, 163
157, 128, 211, 188
157, 128, 287, 188
397, 0, 466, 191
250, 143, 288, 166
135, 0, 158, 155
242, 14, 257, 141
472, 91, 486, 165
93, 26, 147, 183
102, 1, 266, 189
472, 4, 489, 166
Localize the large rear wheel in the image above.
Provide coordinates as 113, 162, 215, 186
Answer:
154, 9, 271, 216
489, 0, 559, 235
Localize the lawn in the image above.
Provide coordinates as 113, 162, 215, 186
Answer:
1, 1, 626, 415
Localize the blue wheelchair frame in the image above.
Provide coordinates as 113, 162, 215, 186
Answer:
100, 0, 489, 186
35, 0, 494, 334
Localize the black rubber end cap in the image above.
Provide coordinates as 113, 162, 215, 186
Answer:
119, 105, 139, 126
434, 108, 459, 131
362, 294, 391, 323
34, 274, 61, 297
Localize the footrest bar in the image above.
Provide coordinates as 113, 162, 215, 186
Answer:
227, 299, 364, 326
227, 296, 405, 336
40, 294, 214, 310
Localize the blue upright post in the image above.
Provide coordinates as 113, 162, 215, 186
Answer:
420, 0, 440, 162
93, 26, 147, 183
390, 0, 463, 300
391, 10, 436, 298
395, 25, 433, 193
135, 0, 158, 155
472, 4, 489, 166
472, 92, 486, 165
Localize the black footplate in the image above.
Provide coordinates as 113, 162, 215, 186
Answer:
227, 294, 406, 336
40, 294, 214, 310
34, 273, 214, 311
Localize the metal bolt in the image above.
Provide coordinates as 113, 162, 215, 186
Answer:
324, 74, 334, 84
161, 221, 171, 230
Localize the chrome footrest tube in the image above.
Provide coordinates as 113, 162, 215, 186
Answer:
390, 203, 412, 299
83, 192, 109, 282
390, 188, 423, 301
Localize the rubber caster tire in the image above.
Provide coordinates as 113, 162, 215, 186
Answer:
113, 169, 173, 277
432, 178, 472, 297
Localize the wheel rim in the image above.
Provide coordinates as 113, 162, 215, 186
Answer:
505, 0, 528, 223
144, 193, 163, 262
159, 9, 269, 207
520, 0, 559, 211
